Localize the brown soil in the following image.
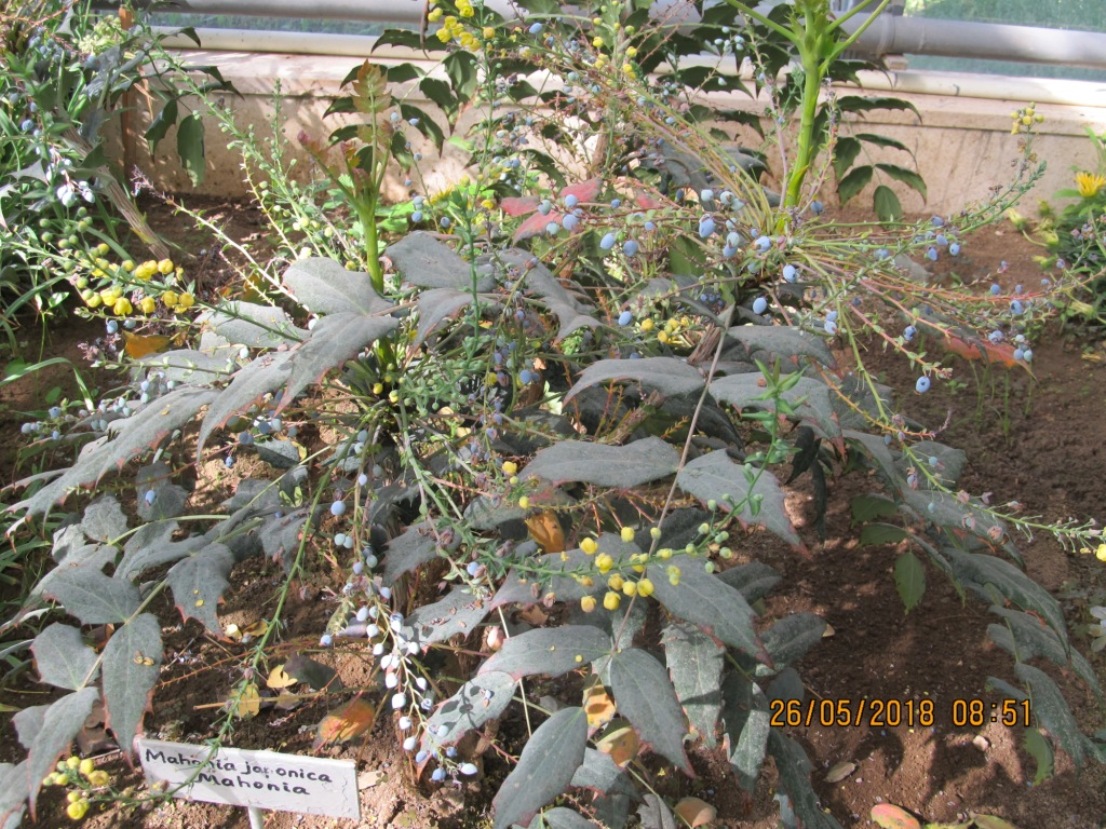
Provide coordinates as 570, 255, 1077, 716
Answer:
2, 199, 1105, 829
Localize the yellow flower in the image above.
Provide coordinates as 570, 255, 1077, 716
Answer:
78, 758, 94, 776
161, 290, 179, 308
1076, 172, 1106, 199
666, 565, 681, 586
66, 799, 89, 820
134, 260, 158, 281
595, 553, 614, 574
157, 258, 175, 275
1096, 543, 1106, 562
580, 595, 597, 613
603, 591, 621, 611
66, 756, 81, 770
607, 573, 624, 591
625, 46, 638, 58
483, 26, 495, 39
621, 580, 637, 597
139, 296, 156, 315
112, 297, 133, 316
428, 7, 443, 22
620, 526, 635, 543
177, 292, 195, 310
86, 770, 110, 787
580, 537, 598, 555
502, 460, 518, 476
637, 577, 654, 597
518, 495, 530, 510
592, 36, 605, 48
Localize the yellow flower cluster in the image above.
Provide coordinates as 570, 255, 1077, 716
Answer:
1010, 104, 1044, 135
435, 15, 480, 50
1076, 171, 1106, 199
456, 0, 475, 17
576, 534, 670, 613
1080, 542, 1106, 562
42, 755, 111, 820
656, 315, 692, 345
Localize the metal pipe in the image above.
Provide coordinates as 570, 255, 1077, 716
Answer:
842, 13, 1106, 71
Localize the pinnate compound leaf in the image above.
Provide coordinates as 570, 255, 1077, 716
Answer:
661, 623, 723, 747
205, 301, 306, 348
943, 548, 1067, 647
760, 612, 826, 669
282, 257, 392, 316
423, 671, 515, 749
31, 624, 98, 690
870, 803, 922, 829
102, 613, 162, 755
44, 567, 140, 625
166, 543, 234, 633
138, 348, 231, 385
709, 373, 840, 440
23, 687, 98, 816
987, 607, 1100, 694
20, 386, 217, 517
479, 626, 611, 681
726, 326, 836, 368
769, 732, 844, 829
523, 437, 679, 488
676, 451, 803, 550
387, 232, 496, 291
1014, 663, 1086, 765
646, 555, 765, 661
492, 707, 587, 829
608, 648, 691, 773
564, 357, 705, 403
894, 551, 926, 614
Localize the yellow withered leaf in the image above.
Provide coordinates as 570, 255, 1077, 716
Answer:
123, 332, 172, 359
266, 665, 297, 690
583, 682, 616, 729
674, 797, 717, 828
595, 719, 639, 768
313, 696, 378, 750
524, 510, 565, 553
233, 682, 261, 719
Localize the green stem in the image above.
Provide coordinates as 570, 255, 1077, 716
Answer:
781, 43, 824, 220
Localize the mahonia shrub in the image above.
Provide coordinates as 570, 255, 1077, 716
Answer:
3, 1, 1105, 828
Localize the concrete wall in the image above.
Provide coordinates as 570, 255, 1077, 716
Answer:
129, 50, 1106, 217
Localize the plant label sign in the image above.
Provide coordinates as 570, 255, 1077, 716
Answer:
135, 738, 360, 820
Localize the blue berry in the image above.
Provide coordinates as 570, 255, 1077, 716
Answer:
1013, 348, 1025, 361
224, 455, 235, 469
352, 561, 364, 575
782, 264, 797, 282
411, 211, 422, 223
562, 214, 579, 232
915, 376, 931, 394
528, 22, 543, 34
811, 200, 824, 215
754, 235, 771, 252
617, 310, 633, 327
545, 221, 560, 236
610, 198, 621, 208
1010, 300, 1025, 315
564, 194, 578, 208
415, 750, 430, 764
903, 325, 917, 341
931, 216, 945, 227
623, 239, 639, 256
439, 216, 451, 229
1022, 348, 1033, 363
926, 247, 938, 262
644, 220, 656, 232
519, 369, 535, 384
752, 296, 768, 315
698, 217, 716, 239
431, 768, 446, 783
320, 633, 334, 647
949, 242, 961, 256
331, 500, 347, 517
538, 199, 552, 215
987, 330, 1003, 344
106, 320, 119, 334
144, 490, 157, 505
599, 232, 617, 250
824, 319, 838, 335
238, 431, 253, 445
990, 283, 1001, 296
458, 762, 478, 776
356, 606, 370, 622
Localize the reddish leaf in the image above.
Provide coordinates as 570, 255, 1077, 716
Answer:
633, 188, 664, 210
558, 177, 601, 203
943, 331, 1023, 369
514, 210, 561, 242
870, 803, 922, 829
313, 696, 379, 750
501, 196, 539, 216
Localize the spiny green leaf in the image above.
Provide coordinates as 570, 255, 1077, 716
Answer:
176, 112, 205, 186
422, 671, 515, 749
709, 372, 840, 440
676, 451, 804, 550
715, 561, 781, 603
850, 493, 898, 523
22, 688, 98, 817
760, 612, 826, 669
102, 613, 163, 758
661, 623, 723, 748
873, 185, 902, 222
282, 257, 393, 316
875, 163, 928, 199
382, 521, 456, 586
197, 350, 293, 456
1014, 663, 1086, 766
31, 624, 98, 690
43, 567, 140, 625
204, 301, 306, 349
646, 555, 765, 661
861, 523, 909, 546
637, 793, 677, 829
726, 325, 836, 368
0, 761, 28, 829
837, 164, 873, 204
894, 551, 926, 614
386, 232, 496, 291
116, 523, 202, 581
730, 704, 770, 792
855, 132, 913, 154
479, 626, 612, 681
492, 707, 587, 829
569, 748, 636, 797
987, 607, 1100, 694
78, 496, 128, 542
564, 357, 705, 404
609, 648, 691, 773
405, 587, 490, 646
832, 136, 862, 180
166, 543, 234, 633
523, 437, 680, 489
137, 348, 232, 385
413, 287, 487, 349
1023, 727, 1054, 785
769, 731, 844, 829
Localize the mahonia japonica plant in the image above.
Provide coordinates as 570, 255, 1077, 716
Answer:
2, 2, 1104, 828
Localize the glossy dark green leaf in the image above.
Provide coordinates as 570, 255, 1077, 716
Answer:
1015, 663, 1085, 766
875, 163, 928, 199
565, 357, 705, 404
23, 688, 98, 816
873, 185, 902, 222
423, 671, 515, 748
726, 326, 835, 369
860, 523, 909, 546
709, 372, 840, 440
832, 136, 862, 180
405, 586, 490, 646
43, 567, 140, 625
492, 707, 587, 829
837, 164, 873, 204
761, 612, 826, 669
386, 232, 496, 291
166, 543, 234, 633
1023, 726, 1054, 785
176, 112, 205, 186
894, 551, 926, 614
768, 732, 844, 829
